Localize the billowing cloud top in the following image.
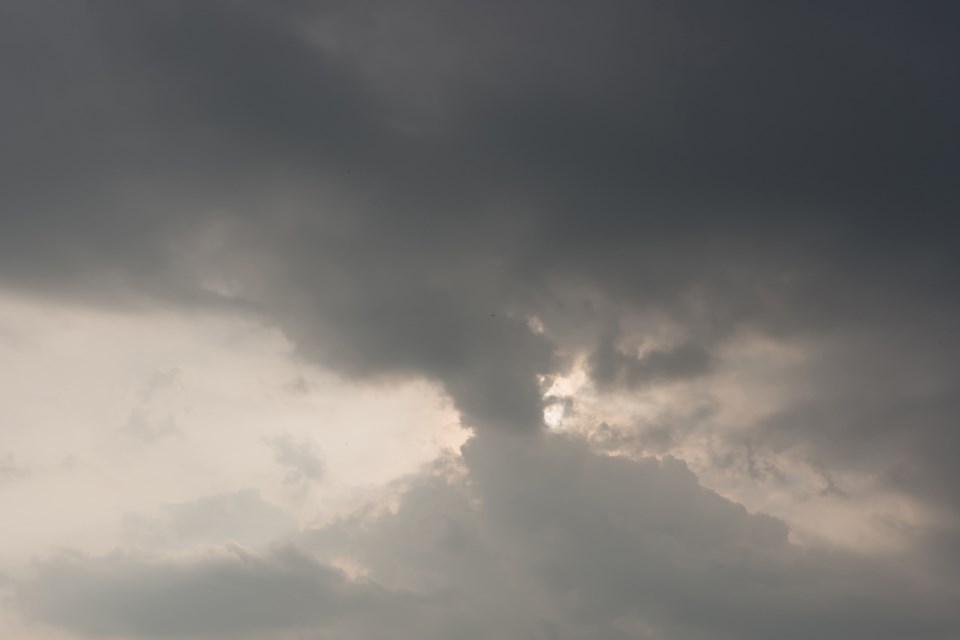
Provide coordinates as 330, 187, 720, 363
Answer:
1, 1, 959, 638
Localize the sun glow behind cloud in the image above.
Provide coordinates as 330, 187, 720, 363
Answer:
537, 344, 938, 552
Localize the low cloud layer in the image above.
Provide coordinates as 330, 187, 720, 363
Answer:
19, 434, 960, 639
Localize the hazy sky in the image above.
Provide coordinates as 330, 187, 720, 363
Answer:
2, 2, 959, 639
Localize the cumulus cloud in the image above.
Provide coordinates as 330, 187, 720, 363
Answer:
18, 433, 960, 639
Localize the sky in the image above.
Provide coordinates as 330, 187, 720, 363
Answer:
1, 1, 959, 638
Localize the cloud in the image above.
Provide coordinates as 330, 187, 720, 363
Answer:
18, 544, 414, 640
116, 368, 185, 443
117, 410, 180, 443
123, 489, 298, 551
267, 434, 325, 485
2, 0, 957, 443
18, 433, 960, 639
3, 2, 960, 636
0, 454, 28, 484
589, 322, 713, 390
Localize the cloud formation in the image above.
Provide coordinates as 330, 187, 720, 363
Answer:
2, 1, 959, 637
3, 0, 956, 440
267, 434, 325, 485
19, 434, 960, 639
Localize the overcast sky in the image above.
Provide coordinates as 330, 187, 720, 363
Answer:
2, 2, 959, 639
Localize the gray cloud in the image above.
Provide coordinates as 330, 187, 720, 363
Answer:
0, 454, 28, 484
267, 434, 325, 485
5, 2, 951, 407
589, 323, 713, 391
19, 544, 414, 640
117, 410, 179, 443
3, 1, 960, 634
117, 368, 185, 443
20, 433, 960, 639
751, 328, 960, 510
123, 489, 298, 551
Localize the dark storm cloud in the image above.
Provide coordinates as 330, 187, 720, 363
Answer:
2, 0, 960, 586
20, 434, 960, 639
589, 321, 712, 390
752, 327, 960, 509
